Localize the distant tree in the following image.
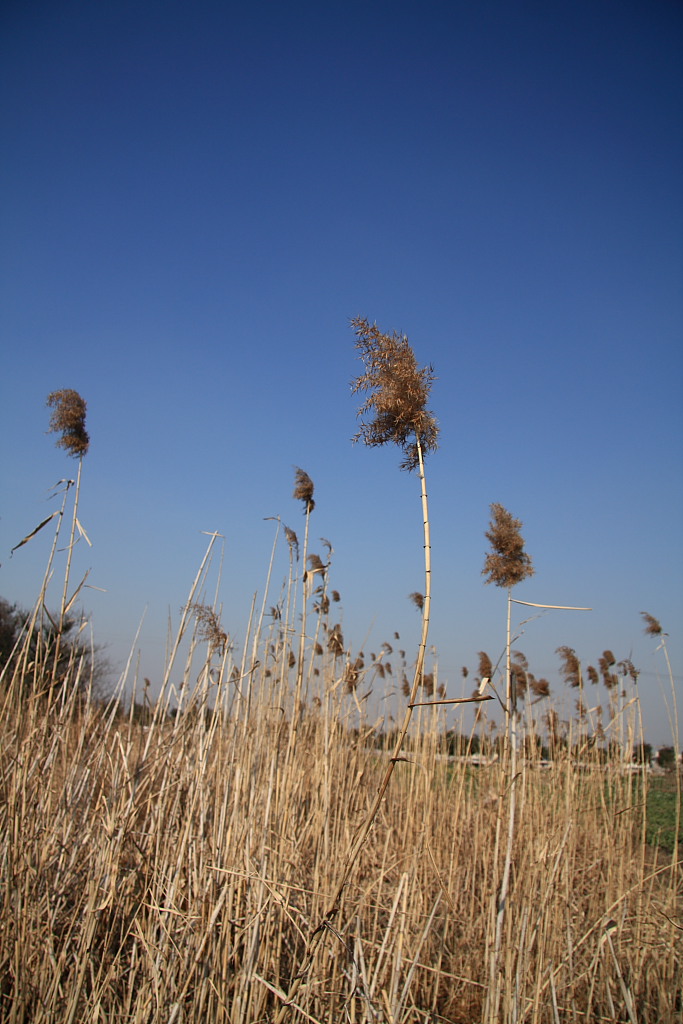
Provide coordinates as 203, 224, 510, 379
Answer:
0, 599, 21, 667
0, 597, 109, 700
633, 742, 653, 764
656, 746, 677, 769
446, 730, 480, 756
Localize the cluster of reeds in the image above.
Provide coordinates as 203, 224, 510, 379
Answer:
0, 352, 680, 1024
1, 604, 679, 1022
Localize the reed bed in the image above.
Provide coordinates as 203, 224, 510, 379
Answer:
0, 599, 680, 1023
1, 368, 680, 1023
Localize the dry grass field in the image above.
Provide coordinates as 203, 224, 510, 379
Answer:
1, 586, 680, 1023
1, 368, 680, 1023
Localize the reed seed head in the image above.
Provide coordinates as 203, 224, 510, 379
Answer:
477, 651, 493, 680
284, 526, 300, 561
618, 658, 639, 683
46, 389, 89, 458
641, 611, 664, 637
599, 652, 618, 690
350, 316, 439, 472
557, 645, 581, 688
327, 623, 344, 658
482, 503, 534, 589
307, 553, 326, 573
192, 604, 228, 655
409, 592, 424, 611
293, 467, 315, 513
344, 655, 364, 692
512, 665, 527, 700
530, 676, 551, 698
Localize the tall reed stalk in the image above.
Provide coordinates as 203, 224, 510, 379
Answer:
273, 317, 444, 1018
642, 612, 680, 881
481, 503, 534, 1023
2, 384, 680, 1024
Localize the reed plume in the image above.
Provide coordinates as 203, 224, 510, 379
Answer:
557, 645, 582, 688
350, 315, 439, 471
641, 611, 663, 636
482, 502, 534, 1023
482, 503, 534, 589
44, 390, 90, 696
293, 466, 315, 513
46, 389, 89, 458
288, 468, 315, 762
284, 526, 299, 561
275, 317, 445, 1021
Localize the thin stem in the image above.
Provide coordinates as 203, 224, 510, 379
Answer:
487, 587, 518, 1024
287, 503, 312, 763
50, 459, 83, 698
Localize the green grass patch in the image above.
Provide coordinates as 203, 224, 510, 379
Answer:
645, 773, 682, 853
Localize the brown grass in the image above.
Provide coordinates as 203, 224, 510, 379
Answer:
1, 590, 680, 1023
1, 386, 680, 1022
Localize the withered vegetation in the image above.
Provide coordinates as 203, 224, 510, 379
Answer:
482, 502, 534, 589
350, 316, 439, 471
46, 389, 89, 458
293, 466, 315, 513
641, 610, 664, 636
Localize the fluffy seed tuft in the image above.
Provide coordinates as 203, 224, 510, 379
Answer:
350, 316, 439, 472
46, 389, 89, 458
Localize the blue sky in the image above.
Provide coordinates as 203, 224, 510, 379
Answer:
1, 0, 681, 745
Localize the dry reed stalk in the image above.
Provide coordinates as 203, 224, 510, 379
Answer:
285, 468, 316, 763
273, 320, 443, 1018
42, 391, 90, 699
2, 460, 681, 1022
1, 678, 680, 1022
482, 503, 534, 1024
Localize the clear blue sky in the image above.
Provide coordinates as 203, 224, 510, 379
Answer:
1, 0, 681, 745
